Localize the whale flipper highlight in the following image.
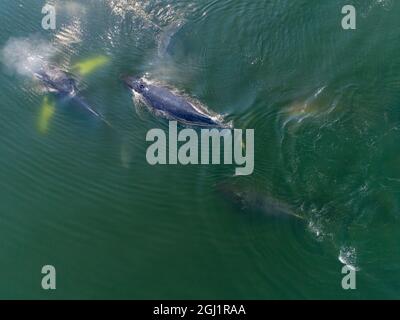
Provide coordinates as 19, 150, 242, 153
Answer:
38, 96, 56, 134
72, 55, 109, 76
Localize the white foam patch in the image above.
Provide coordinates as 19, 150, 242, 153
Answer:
307, 220, 326, 241
339, 246, 360, 271
106, 0, 160, 29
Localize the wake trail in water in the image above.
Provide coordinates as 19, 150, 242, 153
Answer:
157, 20, 185, 57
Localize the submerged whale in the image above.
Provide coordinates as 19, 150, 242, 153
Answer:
217, 182, 304, 220
34, 66, 106, 121
124, 76, 228, 127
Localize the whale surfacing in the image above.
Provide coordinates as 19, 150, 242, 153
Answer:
124, 76, 228, 128
34, 66, 107, 121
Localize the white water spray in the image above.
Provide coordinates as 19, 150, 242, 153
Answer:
1, 36, 56, 77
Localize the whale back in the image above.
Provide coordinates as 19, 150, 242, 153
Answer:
35, 67, 76, 96
141, 83, 219, 126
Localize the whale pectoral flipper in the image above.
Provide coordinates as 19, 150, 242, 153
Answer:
37, 96, 56, 134
72, 55, 109, 76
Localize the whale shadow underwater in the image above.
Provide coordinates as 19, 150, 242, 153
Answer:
123, 76, 230, 128
217, 181, 306, 224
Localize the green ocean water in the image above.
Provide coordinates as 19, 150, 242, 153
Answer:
0, 0, 400, 299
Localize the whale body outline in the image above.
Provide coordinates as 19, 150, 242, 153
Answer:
124, 76, 229, 128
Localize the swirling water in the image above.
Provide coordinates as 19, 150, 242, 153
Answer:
0, 0, 400, 298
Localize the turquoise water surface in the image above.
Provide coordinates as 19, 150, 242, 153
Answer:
0, 0, 400, 299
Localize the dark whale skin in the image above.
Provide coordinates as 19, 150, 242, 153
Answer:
34, 67, 104, 119
124, 76, 225, 127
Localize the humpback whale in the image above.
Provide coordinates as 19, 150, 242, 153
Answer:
217, 182, 304, 220
34, 66, 105, 120
124, 76, 228, 128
